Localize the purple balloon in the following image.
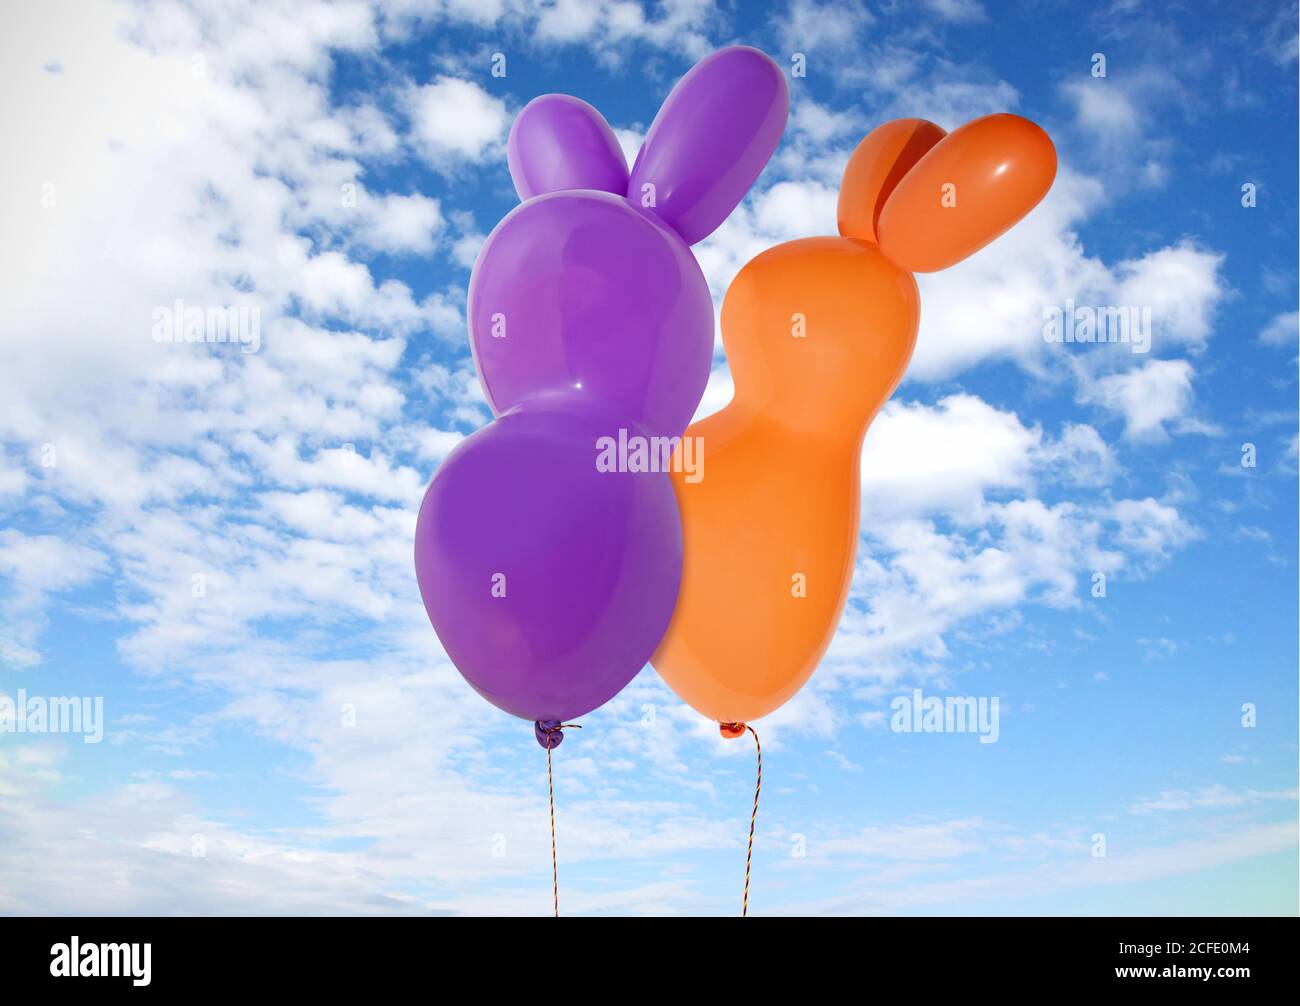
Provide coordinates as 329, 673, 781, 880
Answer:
419, 48, 790, 741
629, 46, 790, 245
469, 190, 713, 439
508, 94, 628, 200
413, 400, 682, 736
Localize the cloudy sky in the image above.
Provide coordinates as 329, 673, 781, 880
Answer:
1, 0, 1296, 915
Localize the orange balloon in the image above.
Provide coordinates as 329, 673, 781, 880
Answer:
651, 114, 1056, 725
876, 113, 1057, 273
651, 237, 919, 724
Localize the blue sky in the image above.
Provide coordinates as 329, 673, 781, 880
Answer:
0, 0, 1296, 915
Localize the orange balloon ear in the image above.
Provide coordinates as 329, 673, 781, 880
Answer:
837, 118, 946, 243
876, 113, 1057, 273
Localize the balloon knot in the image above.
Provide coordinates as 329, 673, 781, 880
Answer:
719, 721, 748, 739
535, 720, 582, 748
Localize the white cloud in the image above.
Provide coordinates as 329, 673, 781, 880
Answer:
817, 819, 986, 861
754, 179, 839, 235
922, 0, 986, 22
354, 190, 445, 253
776, 0, 872, 54
806, 393, 1195, 690
378, 0, 515, 36
407, 76, 509, 165
0, 530, 107, 667
1063, 79, 1141, 136
695, 179, 839, 305
788, 96, 860, 144
532, 0, 716, 57
780, 820, 1296, 915
612, 126, 644, 170
857, 398, 1117, 512
1114, 242, 1224, 351
1078, 358, 1200, 440
693, 366, 735, 420
860, 395, 1040, 517
1111, 497, 1200, 558
1131, 784, 1298, 814
1036, 423, 1118, 487
536, 0, 606, 42
880, 78, 1021, 132
0, 448, 29, 497
1259, 310, 1298, 347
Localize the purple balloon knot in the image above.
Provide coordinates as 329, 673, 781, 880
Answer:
535, 719, 565, 749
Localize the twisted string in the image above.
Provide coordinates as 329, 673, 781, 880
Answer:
540, 722, 581, 917
721, 721, 761, 917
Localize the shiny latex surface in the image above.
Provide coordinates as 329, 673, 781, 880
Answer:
876, 113, 1057, 273
651, 238, 919, 723
469, 190, 714, 439
415, 399, 683, 723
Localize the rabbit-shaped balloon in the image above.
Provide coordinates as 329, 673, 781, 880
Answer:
469, 46, 789, 439
651, 114, 1057, 727
415, 48, 789, 745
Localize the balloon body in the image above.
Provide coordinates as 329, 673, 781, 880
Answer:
415, 401, 683, 724
469, 190, 714, 439
876, 113, 1057, 273
651, 238, 919, 723
652, 113, 1055, 724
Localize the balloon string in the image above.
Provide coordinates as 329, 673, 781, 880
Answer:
541, 722, 581, 917
722, 721, 761, 917
546, 734, 557, 917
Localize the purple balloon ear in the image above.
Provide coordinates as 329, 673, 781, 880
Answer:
628, 46, 789, 245
507, 94, 629, 201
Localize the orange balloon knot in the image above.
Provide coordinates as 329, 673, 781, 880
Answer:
719, 721, 748, 740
